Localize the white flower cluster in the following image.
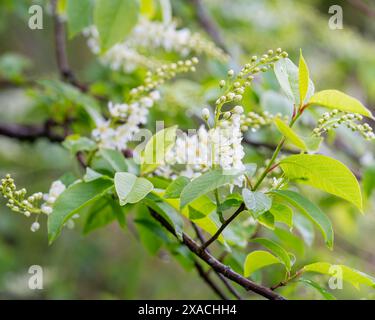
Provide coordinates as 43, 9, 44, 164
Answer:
41, 180, 66, 215
84, 18, 227, 72
39, 180, 79, 231
157, 106, 245, 186
92, 91, 161, 150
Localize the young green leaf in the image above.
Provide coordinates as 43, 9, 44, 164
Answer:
164, 176, 190, 199
242, 189, 272, 218
63, 135, 97, 155
271, 190, 333, 249
251, 238, 292, 271
114, 172, 153, 206
274, 118, 307, 150
140, 0, 155, 18
180, 169, 243, 208
274, 58, 314, 105
244, 250, 283, 277
298, 49, 310, 105
269, 202, 293, 228
280, 154, 363, 211
141, 126, 177, 175
100, 149, 128, 172
298, 278, 336, 300
94, 0, 139, 52
48, 178, 114, 244
83, 196, 126, 234
83, 168, 104, 182
258, 211, 275, 230
67, 0, 93, 38
307, 90, 374, 119
274, 227, 305, 257
303, 262, 375, 289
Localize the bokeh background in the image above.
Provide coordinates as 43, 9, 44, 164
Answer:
0, 0, 374, 299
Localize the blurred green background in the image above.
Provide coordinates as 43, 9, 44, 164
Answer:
0, 0, 374, 299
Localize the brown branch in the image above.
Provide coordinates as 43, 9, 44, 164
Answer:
188, 0, 228, 53
149, 207, 285, 300
192, 223, 243, 300
0, 121, 64, 142
200, 203, 245, 251
194, 261, 229, 300
51, 0, 88, 92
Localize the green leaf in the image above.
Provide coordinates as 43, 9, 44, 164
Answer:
274, 118, 307, 150
303, 262, 375, 289
274, 58, 314, 105
251, 238, 292, 271
269, 202, 293, 228
83, 167, 104, 182
219, 193, 243, 211
115, 172, 153, 206
298, 49, 310, 105
258, 211, 275, 230
298, 278, 336, 300
83, 196, 126, 234
274, 227, 305, 257
63, 135, 97, 155
244, 250, 282, 277
164, 176, 190, 199
294, 214, 315, 247
94, 0, 139, 51
48, 178, 113, 243
242, 189, 272, 218
271, 190, 333, 249
280, 154, 363, 211
144, 194, 184, 240
67, 0, 93, 38
140, 0, 155, 18
180, 169, 243, 208
141, 126, 177, 175
100, 149, 128, 172
307, 90, 374, 119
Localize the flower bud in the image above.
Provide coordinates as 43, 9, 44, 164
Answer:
202, 108, 210, 120
31, 222, 40, 232
233, 105, 244, 114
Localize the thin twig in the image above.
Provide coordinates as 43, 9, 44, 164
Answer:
200, 203, 245, 252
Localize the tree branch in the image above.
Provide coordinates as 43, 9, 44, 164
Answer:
192, 223, 243, 300
149, 207, 285, 300
194, 261, 229, 300
188, 0, 228, 53
51, 0, 88, 92
0, 121, 64, 142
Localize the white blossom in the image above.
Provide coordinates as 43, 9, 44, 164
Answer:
84, 18, 226, 73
